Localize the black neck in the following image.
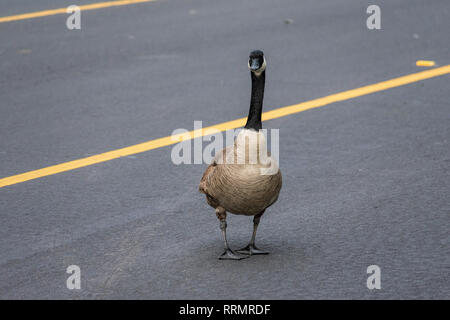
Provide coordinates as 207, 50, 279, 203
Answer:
244, 70, 265, 131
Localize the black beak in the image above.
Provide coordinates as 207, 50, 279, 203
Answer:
250, 59, 260, 71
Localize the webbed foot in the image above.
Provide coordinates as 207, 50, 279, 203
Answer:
236, 244, 269, 255
219, 248, 249, 260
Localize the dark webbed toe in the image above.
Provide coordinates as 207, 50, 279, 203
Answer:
219, 248, 249, 260
237, 244, 269, 255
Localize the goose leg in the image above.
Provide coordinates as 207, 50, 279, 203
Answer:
216, 208, 247, 260
237, 211, 269, 255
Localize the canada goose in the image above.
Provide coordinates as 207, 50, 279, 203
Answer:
199, 50, 282, 260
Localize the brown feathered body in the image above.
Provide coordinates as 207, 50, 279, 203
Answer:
199, 129, 282, 216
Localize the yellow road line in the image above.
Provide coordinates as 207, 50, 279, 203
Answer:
0, 0, 154, 23
416, 60, 436, 67
1, 65, 449, 188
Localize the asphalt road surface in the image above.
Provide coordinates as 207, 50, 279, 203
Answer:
1, 0, 449, 299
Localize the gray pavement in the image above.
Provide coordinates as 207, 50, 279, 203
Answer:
0, 0, 449, 299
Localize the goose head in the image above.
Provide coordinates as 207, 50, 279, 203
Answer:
248, 50, 266, 76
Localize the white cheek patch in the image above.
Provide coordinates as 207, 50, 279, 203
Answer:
248, 57, 267, 76
254, 57, 266, 76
